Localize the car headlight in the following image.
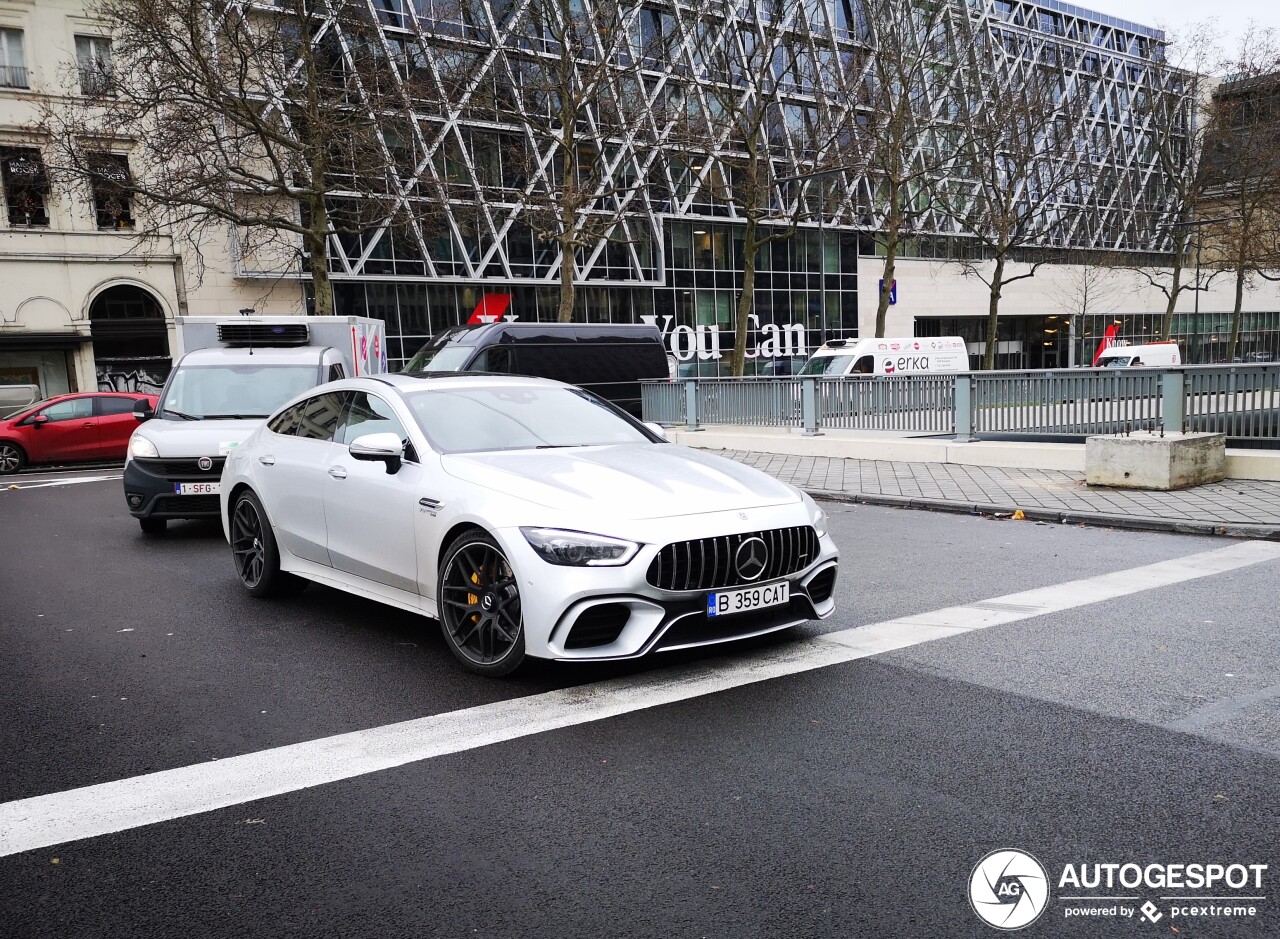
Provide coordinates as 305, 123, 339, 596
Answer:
802, 493, 829, 537
520, 528, 640, 566
128, 434, 159, 459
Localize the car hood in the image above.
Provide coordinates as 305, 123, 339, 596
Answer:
441, 444, 799, 519
131, 417, 265, 457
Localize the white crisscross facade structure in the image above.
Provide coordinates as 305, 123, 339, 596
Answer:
225, 0, 1186, 349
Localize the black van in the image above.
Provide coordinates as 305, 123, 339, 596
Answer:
402, 322, 672, 416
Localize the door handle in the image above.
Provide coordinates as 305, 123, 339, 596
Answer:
328, 466, 347, 479
258, 455, 276, 466
82, 421, 94, 428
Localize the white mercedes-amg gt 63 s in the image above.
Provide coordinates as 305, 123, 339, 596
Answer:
220, 373, 839, 675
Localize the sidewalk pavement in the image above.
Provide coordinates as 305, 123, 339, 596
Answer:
718, 449, 1280, 540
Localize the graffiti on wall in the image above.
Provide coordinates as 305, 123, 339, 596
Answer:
97, 362, 171, 395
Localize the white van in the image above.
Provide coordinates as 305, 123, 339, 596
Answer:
798, 337, 969, 377
123, 315, 385, 534
1095, 342, 1181, 368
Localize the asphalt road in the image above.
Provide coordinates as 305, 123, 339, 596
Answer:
1, 471, 1278, 938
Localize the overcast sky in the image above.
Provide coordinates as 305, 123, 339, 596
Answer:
1078, 0, 1274, 57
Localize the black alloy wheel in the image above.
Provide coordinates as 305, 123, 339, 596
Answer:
438, 531, 525, 676
230, 490, 305, 598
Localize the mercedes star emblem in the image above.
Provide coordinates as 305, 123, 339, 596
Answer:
734, 536, 768, 581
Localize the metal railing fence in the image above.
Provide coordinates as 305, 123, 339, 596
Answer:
641, 365, 1280, 443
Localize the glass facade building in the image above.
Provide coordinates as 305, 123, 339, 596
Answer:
238, 0, 1194, 370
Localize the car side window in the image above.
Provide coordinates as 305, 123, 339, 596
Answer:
97, 397, 139, 416
34, 398, 93, 423
337, 392, 415, 460
328, 364, 346, 382
267, 403, 302, 436
294, 392, 348, 441
473, 347, 512, 374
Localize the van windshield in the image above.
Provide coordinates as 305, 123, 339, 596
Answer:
405, 344, 474, 373
160, 365, 319, 419
1098, 356, 1132, 367
799, 354, 854, 376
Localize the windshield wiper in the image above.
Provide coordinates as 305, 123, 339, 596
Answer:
203, 413, 267, 420
163, 407, 200, 421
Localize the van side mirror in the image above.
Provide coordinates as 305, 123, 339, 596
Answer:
349, 432, 404, 474
133, 400, 154, 422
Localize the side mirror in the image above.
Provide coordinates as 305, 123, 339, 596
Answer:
644, 421, 669, 441
133, 400, 154, 422
349, 431, 404, 474
31, 414, 49, 428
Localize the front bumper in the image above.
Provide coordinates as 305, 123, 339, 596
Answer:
123, 457, 225, 520
493, 517, 840, 661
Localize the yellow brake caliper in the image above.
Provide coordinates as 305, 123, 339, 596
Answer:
468, 571, 482, 623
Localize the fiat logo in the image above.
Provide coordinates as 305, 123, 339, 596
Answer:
734, 537, 768, 581
197, 456, 214, 471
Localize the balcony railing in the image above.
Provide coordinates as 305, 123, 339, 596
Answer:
78, 67, 115, 97
0, 64, 29, 88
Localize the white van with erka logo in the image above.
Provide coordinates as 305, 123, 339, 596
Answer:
798, 337, 969, 377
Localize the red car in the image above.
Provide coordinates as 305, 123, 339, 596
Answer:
0, 392, 160, 473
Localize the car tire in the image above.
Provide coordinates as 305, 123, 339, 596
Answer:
437, 529, 526, 677
0, 441, 26, 474
138, 517, 167, 535
230, 489, 306, 599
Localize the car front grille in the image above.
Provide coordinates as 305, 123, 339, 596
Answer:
646, 526, 820, 592
151, 495, 221, 515
134, 457, 226, 478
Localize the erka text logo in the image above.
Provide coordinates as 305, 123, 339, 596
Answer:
970, 849, 1050, 930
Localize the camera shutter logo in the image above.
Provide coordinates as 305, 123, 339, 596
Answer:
969, 849, 1050, 930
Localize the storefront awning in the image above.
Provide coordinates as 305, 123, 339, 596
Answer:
0, 331, 92, 349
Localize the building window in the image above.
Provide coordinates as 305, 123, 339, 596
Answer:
0, 28, 27, 88
75, 35, 113, 96
89, 154, 135, 229
0, 148, 50, 226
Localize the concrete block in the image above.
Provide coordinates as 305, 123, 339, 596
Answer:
1085, 431, 1227, 490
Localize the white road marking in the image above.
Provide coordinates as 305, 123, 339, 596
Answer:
1, 540, 1278, 858
1, 474, 122, 490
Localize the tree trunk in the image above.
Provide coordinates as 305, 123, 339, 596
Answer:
1227, 263, 1246, 362
557, 243, 576, 323
557, 138, 578, 323
983, 255, 1005, 371
730, 218, 758, 377
876, 243, 897, 339
1160, 242, 1185, 341
875, 187, 902, 339
308, 198, 334, 317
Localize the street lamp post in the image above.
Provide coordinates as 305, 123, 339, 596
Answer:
776, 165, 863, 351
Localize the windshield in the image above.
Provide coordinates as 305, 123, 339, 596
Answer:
799, 354, 854, 376
404, 344, 475, 373
406, 385, 650, 453
159, 364, 320, 419
1098, 356, 1131, 367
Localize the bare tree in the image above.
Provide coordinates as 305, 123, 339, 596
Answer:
939, 21, 1090, 369
667, 0, 845, 375
36, 0, 423, 316
1121, 23, 1220, 340
419, 0, 667, 323
1198, 27, 1280, 361
852, 0, 968, 338
1048, 256, 1126, 365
